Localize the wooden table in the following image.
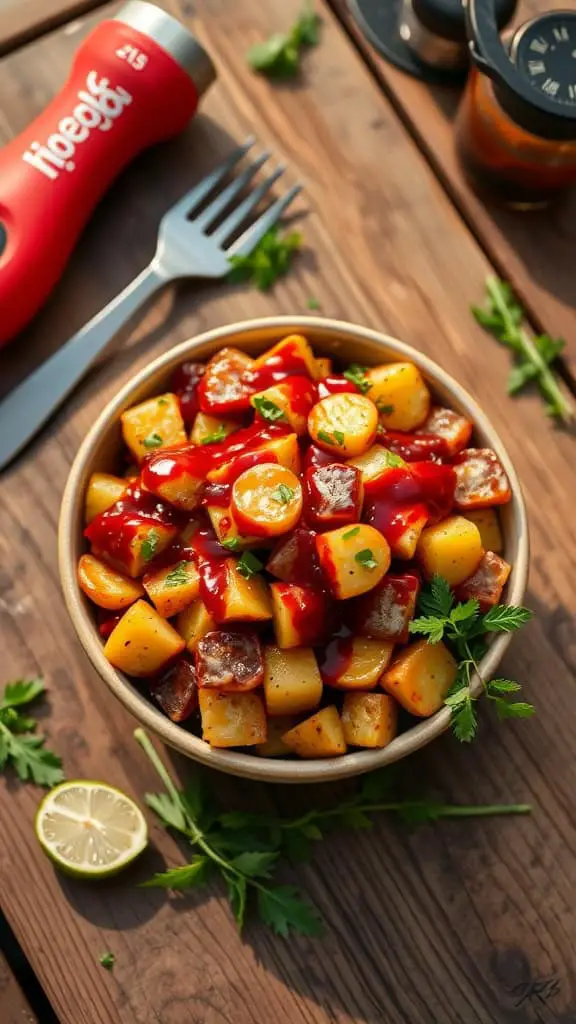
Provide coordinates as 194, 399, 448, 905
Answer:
1, 3, 576, 1022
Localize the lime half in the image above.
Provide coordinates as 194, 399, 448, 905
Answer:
35, 781, 148, 878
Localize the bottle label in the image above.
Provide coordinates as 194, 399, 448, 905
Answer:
21, 72, 133, 181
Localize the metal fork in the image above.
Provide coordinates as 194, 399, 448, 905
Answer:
0, 138, 301, 470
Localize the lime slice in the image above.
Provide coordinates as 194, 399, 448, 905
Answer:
35, 781, 148, 878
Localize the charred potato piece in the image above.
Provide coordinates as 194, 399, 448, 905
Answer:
342, 692, 398, 748
266, 529, 320, 586
351, 573, 420, 643
149, 657, 198, 722
197, 347, 255, 415
304, 463, 364, 530
453, 449, 512, 508
199, 690, 267, 747
141, 449, 205, 512
456, 551, 511, 610
416, 406, 472, 455
195, 630, 264, 692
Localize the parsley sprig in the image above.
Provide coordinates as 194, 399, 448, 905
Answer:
252, 396, 287, 423
200, 425, 228, 445
472, 277, 574, 423
228, 227, 302, 291
0, 679, 64, 787
343, 364, 372, 394
247, 4, 320, 79
409, 576, 534, 742
135, 729, 530, 935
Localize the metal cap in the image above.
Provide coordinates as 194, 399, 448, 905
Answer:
114, 1, 216, 96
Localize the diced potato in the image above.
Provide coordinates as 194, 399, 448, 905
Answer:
304, 463, 364, 530
255, 716, 299, 757
416, 406, 472, 455
256, 433, 301, 475
282, 707, 347, 758
121, 393, 187, 463
197, 348, 255, 415
456, 551, 511, 610
315, 524, 391, 599
207, 432, 301, 484
88, 518, 178, 579
195, 631, 264, 692
251, 377, 316, 436
461, 508, 503, 553
315, 357, 333, 378
206, 504, 260, 550
270, 582, 329, 647
141, 449, 205, 512
77, 554, 144, 610
342, 693, 398, 748
251, 334, 321, 380
417, 515, 484, 586
149, 658, 198, 722
199, 690, 267, 747
231, 464, 303, 538
177, 598, 216, 652
190, 412, 238, 445
84, 473, 126, 525
365, 362, 431, 431
381, 639, 457, 716
104, 599, 185, 677
351, 574, 420, 643
308, 393, 378, 457
348, 445, 406, 492
453, 449, 512, 508
364, 494, 429, 560
143, 559, 200, 618
263, 646, 323, 716
322, 636, 394, 689
202, 558, 273, 624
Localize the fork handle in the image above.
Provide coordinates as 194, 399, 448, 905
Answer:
0, 261, 166, 470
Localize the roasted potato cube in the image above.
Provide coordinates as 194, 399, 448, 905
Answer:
197, 347, 255, 415
77, 554, 144, 611
342, 692, 398, 748
143, 559, 200, 618
320, 636, 394, 689
199, 558, 273, 624
315, 357, 333, 378
364, 496, 429, 560
351, 573, 420, 643
348, 445, 406, 493
263, 646, 323, 716
251, 377, 316, 436
282, 707, 347, 758
86, 514, 178, 579
381, 639, 457, 716
199, 690, 267, 747
149, 657, 198, 722
121, 393, 187, 463
304, 463, 364, 530
270, 582, 330, 648
453, 449, 512, 508
190, 412, 239, 445
104, 600, 185, 677
206, 505, 260, 551
195, 630, 264, 692
266, 528, 321, 586
417, 515, 484, 586
207, 432, 300, 484
177, 598, 217, 652
250, 334, 321, 380
365, 362, 431, 431
315, 524, 391, 598
84, 473, 126, 525
255, 716, 299, 757
141, 449, 205, 512
461, 508, 503, 554
456, 551, 511, 610
416, 406, 472, 455
231, 464, 303, 538
308, 393, 378, 458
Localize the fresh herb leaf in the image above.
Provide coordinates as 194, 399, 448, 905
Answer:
231, 851, 279, 878
307, 296, 321, 310
342, 526, 360, 540
257, 886, 323, 937
408, 615, 446, 644
140, 530, 160, 564
247, 4, 320, 79
201, 425, 227, 445
376, 401, 395, 415
225, 874, 248, 931
383, 450, 405, 468
317, 429, 344, 447
141, 858, 212, 890
157, 398, 169, 407
472, 277, 574, 424
487, 678, 522, 695
142, 432, 163, 449
221, 537, 240, 551
99, 953, 115, 971
491, 700, 535, 721
228, 226, 302, 291
354, 549, 378, 571
273, 483, 295, 504
237, 552, 264, 579
252, 396, 287, 423
343, 364, 372, 394
163, 561, 190, 589
2, 678, 45, 708
482, 604, 533, 632
0, 679, 63, 788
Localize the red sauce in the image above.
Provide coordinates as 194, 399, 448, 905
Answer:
272, 583, 330, 645
97, 610, 123, 638
85, 484, 182, 565
171, 361, 205, 424
203, 482, 232, 508
198, 557, 229, 623
274, 376, 317, 417
303, 444, 340, 471
318, 629, 354, 686
267, 528, 324, 588
304, 463, 362, 529
241, 339, 314, 392
209, 448, 279, 486
363, 463, 456, 545
381, 430, 449, 463
317, 376, 357, 400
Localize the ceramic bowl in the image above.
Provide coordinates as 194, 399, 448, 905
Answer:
59, 317, 528, 782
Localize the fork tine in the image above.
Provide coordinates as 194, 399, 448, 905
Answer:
227, 184, 303, 257
166, 138, 255, 220
195, 153, 270, 230
213, 165, 286, 245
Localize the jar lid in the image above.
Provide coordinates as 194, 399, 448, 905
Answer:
412, 0, 516, 42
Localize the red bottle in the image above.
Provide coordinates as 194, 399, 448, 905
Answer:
0, 1, 215, 347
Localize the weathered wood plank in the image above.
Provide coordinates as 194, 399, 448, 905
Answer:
0, 948, 37, 1024
0, 0, 107, 56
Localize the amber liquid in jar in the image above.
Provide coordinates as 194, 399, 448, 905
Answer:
455, 68, 576, 208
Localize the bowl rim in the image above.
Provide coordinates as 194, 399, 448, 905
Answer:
58, 316, 529, 783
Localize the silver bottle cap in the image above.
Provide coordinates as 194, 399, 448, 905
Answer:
114, 1, 216, 96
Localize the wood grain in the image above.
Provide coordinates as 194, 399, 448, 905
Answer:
0, 949, 37, 1024
0, 2, 575, 1023
0, 0, 107, 56
330, 0, 576, 376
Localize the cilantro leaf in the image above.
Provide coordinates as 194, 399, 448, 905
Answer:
408, 616, 446, 644
142, 432, 163, 449
225, 874, 247, 931
228, 227, 302, 291
449, 600, 480, 627
99, 952, 115, 971
221, 537, 240, 551
417, 575, 453, 618
307, 297, 321, 310
2, 678, 45, 709
343, 364, 372, 394
273, 483, 295, 504
354, 549, 378, 571
451, 695, 477, 743
237, 552, 264, 579
200, 425, 227, 445
257, 885, 323, 937
163, 561, 190, 588
231, 850, 279, 878
486, 678, 522, 695
252, 396, 287, 423
140, 529, 160, 563
247, 4, 320, 79
481, 605, 533, 632
492, 699, 535, 721
141, 858, 212, 890
342, 526, 360, 540
5, 733, 64, 787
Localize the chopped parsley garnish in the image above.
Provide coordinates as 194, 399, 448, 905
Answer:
99, 952, 115, 971
376, 402, 395, 415
317, 429, 345, 447
228, 226, 302, 291
252, 396, 287, 423
355, 549, 378, 571
342, 526, 360, 540
157, 398, 169, 407
221, 537, 240, 551
201, 425, 227, 445
237, 551, 264, 579
343, 364, 372, 395
163, 561, 190, 588
273, 483, 295, 504
142, 432, 163, 449
246, 4, 320, 79
307, 297, 321, 310
384, 450, 405, 468
141, 529, 160, 563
